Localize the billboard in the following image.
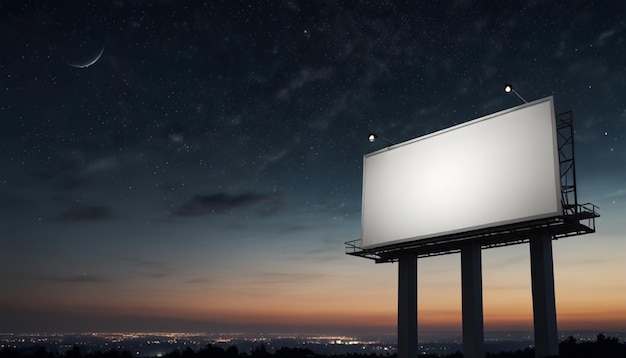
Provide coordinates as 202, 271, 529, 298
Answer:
361, 97, 562, 249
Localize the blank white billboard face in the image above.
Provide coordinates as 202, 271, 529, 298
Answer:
361, 97, 562, 249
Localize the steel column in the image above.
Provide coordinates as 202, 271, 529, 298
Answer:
461, 242, 485, 358
530, 232, 559, 358
398, 254, 418, 358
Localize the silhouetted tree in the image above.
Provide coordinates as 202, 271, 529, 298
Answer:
556, 333, 626, 358
63, 346, 81, 358
181, 347, 195, 358
198, 344, 231, 358
274, 347, 314, 358
164, 349, 181, 358
486, 347, 534, 358
593, 333, 623, 358
559, 335, 577, 357
250, 345, 270, 358
0, 348, 21, 358
3, 335, 626, 358
225, 346, 239, 358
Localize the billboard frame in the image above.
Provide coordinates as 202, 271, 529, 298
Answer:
348, 105, 599, 263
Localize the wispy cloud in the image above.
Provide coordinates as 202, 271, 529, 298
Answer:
484, 255, 526, 270
595, 24, 624, 47
186, 277, 212, 284
175, 192, 282, 217
276, 67, 333, 101
37, 273, 111, 283
484, 284, 528, 291
56, 205, 113, 221
31, 151, 119, 192
122, 256, 168, 269
312, 199, 359, 217
603, 188, 626, 199
120, 256, 173, 279
250, 272, 327, 285
84, 156, 117, 174
130, 271, 171, 279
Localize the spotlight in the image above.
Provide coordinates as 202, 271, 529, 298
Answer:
503, 83, 528, 103
368, 132, 395, 146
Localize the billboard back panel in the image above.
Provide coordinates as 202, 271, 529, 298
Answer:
361, 97, 562, 249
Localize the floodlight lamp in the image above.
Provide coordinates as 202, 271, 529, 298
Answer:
503, 83, 528, 104
367, 131, 395, 146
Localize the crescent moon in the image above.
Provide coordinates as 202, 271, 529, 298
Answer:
68, 46, 105, 69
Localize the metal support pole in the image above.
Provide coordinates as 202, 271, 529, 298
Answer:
398, 254, 417, 358
461, 242, 485, 358
530, 232, 559, 358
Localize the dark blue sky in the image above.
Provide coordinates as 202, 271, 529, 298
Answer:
0, 0, 624, 335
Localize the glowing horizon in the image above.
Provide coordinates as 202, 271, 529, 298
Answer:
3, 238, 624, 335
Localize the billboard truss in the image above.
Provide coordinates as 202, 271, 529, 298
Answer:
346, 111, 599, 263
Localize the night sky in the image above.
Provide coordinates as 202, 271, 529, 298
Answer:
1, 1, 625, 336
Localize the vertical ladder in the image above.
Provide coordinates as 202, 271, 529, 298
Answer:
556, 111, 578, 216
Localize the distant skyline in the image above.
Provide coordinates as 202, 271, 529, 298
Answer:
3, 331, 623, 356
1, 1, 625, 336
